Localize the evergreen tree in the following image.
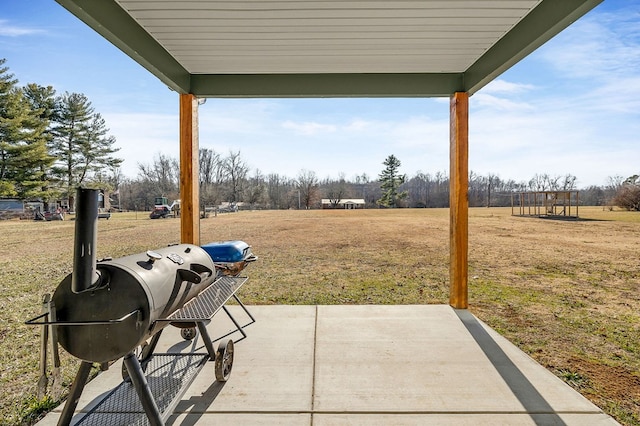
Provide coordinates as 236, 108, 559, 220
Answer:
377, 154, 407, 208
0, 59, 53, 199
78, 112, 123, 184
50, 92, 93, 202
0, 59, 20, 197
51, 92, 122, 206
23, 83, 57, 124
22, 83, 58, 202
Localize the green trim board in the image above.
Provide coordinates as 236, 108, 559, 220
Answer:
190, 73, 464, 98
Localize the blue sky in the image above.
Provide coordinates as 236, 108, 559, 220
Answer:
1, 0, 639, 187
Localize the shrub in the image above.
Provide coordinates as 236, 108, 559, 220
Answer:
613, 184, 640, 211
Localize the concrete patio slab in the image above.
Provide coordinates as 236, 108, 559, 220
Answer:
37, 305, 619, 426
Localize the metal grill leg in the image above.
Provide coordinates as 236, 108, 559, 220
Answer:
123, 352, 164, 426
37, 295, 50, 398
142, 330, 163, 363
196, 321, 217, 360
57, 361, 92, 426
49, 300, 62, 398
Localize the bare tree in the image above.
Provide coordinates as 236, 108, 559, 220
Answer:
245, 169, 266, 208
200, 148, 222, 185
528, 173, 550, 191
467, 171, 482, 207
408, 172, 431, 208
560, 174, 577, 190
606, 175, 625, 193
267, 173, 287, 209
486, 173, 499, 207
547, 175, 562, 190
431, 171, 449, 208
613, 175, 640, 211
223, 150, 248, 203
137, 153, 179, 198
324, 173, 349, 208
199, 148, 223, 207
528, 173, 576, 192
297, 169, 319, 209
353, 173, 370, 202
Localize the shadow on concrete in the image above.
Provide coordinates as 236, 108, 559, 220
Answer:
168, 380, 227, 426
455, 309, 566, 426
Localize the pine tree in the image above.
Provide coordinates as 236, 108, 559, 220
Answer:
22, 83, 57, 201
80, 113, 123, 182
51, 93, 123, 207
0, 59, 21, 197
0, 59, 54, 199
50, 92, 94, 202
377, 154, 407, 208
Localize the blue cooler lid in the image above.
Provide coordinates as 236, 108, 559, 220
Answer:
201, 240, 250, 262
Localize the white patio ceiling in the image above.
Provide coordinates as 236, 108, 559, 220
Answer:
55, 0, 602, 97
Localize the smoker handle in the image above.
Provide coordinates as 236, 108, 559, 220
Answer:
178, 269, 202, 284
245, 254, 259, 263
178, 268, 213, 284
25, 309, 141, 326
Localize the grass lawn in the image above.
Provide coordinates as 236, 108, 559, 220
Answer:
1, 206, 639, 424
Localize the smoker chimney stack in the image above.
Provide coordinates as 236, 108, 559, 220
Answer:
71, 187, 101, 293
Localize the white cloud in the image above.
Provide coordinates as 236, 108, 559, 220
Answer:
573, 76, 640, 115
0, 20, 44, 37
540, 7, 640, 80
472, 93, 536, 112
282, 120, 337, 135
482, 79, 536, 95
344, 119, 374, 132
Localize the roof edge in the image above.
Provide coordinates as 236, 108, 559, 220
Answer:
55, 0, 191, 93
464, 0, 604, 95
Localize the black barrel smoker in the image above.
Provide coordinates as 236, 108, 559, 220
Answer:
26, 188, 256, 426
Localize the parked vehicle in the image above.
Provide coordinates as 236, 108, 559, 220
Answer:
149, 205, 171, 219
98, 208, 111, 220
149, 196, 180, 219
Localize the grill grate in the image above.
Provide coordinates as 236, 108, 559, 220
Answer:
167, 276, 247, 322
76, 354, 208, 425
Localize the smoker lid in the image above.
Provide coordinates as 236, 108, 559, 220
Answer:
201, 240, 251, 262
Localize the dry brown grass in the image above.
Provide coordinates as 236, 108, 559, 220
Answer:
1, 207, 639, 424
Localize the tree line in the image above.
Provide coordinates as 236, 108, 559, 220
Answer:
0, 58, 122, 209
117, 150, 636, 211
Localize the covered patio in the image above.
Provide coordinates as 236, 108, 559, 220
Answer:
46, 0, 615, 424
38, 305, 618, 425
53, 0, 604, 309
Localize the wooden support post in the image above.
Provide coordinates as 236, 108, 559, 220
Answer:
449, 92, 469, 309
179, 93, 200, 245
